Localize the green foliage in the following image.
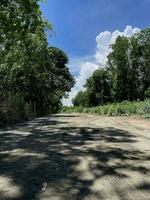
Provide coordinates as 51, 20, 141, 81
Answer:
85, 69, 112, 106
61, 106, 84, 113
72, 91, 87, 107
73, 28, 150, 108
145, 87, 150, 98
0, 97, 26, 126
62, 100, 150, 118
140, 101, 150, 115
73, 69, 112, 107
107, 29, 150, 102
0, 0, 74, 126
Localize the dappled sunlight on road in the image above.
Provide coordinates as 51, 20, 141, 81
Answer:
0, 175, 22, 199
0, 114, 150, 200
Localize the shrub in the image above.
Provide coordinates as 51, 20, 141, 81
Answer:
140, 101, 150, 115
61, 100, 150, 118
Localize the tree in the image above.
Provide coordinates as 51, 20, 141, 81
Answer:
84, 69, 111, 106
72, 91, 87, 107
133, 28, 150, 98
107, 31, 150, 102
107, 36, 131, 101
72, 69, 111, 107
47, 47, 75, 98
145, 87, 150, 98
0, 0, 74, 122
0, 0, 50, 99
73, 28, 150, 108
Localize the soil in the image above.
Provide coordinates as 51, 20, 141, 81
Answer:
0, 113, 150, 200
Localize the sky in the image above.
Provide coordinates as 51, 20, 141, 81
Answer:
39, 0, 150, 105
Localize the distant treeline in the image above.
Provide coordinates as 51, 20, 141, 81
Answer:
73, 28, 150, 107
0, 0, 74, 125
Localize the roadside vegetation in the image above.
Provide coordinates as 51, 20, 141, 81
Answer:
1, 2, 150, 126
62, 100, 150, 119
0, 0, 74, 126
65, 28, 150, 118
72, 29, 150, 108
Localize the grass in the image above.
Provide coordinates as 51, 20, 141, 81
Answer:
61, 100, 150, 118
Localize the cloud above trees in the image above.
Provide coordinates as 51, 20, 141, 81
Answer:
63, 26, 140, 106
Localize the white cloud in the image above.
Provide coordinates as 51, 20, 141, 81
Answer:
95, 25, 140, 65
68, 55, 95, 76
63, 61, 99, 106
76, 61, 99, 90
63, 25, 140, 106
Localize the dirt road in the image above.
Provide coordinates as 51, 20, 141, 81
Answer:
0, 114, 150, 200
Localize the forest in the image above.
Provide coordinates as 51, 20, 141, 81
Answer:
0, 0, 74, 126
72, 29, 150, 107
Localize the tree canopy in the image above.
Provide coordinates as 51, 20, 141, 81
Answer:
0, 0, 74, 123
73, 28, 150, 107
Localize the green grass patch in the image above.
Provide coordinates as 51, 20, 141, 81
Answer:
61, 100, 150, 118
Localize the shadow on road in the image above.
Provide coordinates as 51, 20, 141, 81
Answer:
0, 116, 149, 200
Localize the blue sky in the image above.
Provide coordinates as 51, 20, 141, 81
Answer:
39, 0, 150, 105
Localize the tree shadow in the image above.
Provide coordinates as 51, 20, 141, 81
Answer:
0, 117, 149, 200
136, 182, 150, 191
53, 114, 80, 118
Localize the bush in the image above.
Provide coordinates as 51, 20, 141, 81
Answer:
61, 100, 150, 118
140, 101, 150, 115
0, 101, 16, 126
0, 97, 36, 127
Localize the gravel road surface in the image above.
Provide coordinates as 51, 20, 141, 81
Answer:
0, 114, 150, 200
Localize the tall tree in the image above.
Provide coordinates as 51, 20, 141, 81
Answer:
85, 69, 111, 106
72, 91, 87, 107
0, 0, 74, 119
134, 28, 150, 98
107, 36, 131, 101
73, 28, 150, 108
